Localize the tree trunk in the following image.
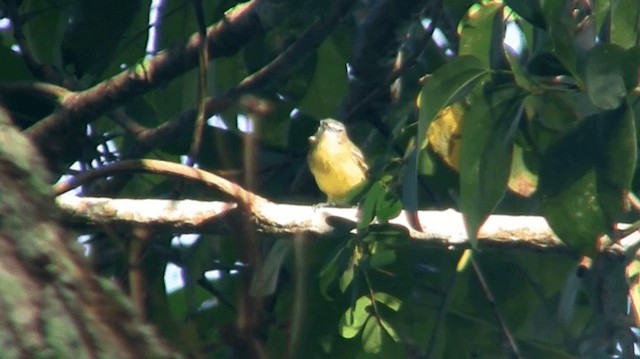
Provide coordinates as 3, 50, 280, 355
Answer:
0, 108, 179, 359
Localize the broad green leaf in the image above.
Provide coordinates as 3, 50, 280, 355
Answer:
459, 2, 505, 69
416, 56, 488, 218
318, 246, 347, 300
504, 48, 538, 92
368, 250, 396, 269
21, 0, 69, 68
361, 316, 383, 353
538, 109, 628, 255
594, 0, 611, 38
541, 170, 608, 257
297, 39, 348, 118
99, 0, 152, 80
585, 44, 627, 110
597, 103, 636, 221
425, 103, 465, 170
359, 181, 382, 231
611, 0, 640, 49
526, 93, 579, 133
375, 189, 402, 223
507, 144, 538, 197
402, 147, 420, 219
542, 0, 594, 85
417, 55, 489, 152
379, 318, 400, 342
339, 266, 354, 293
338, 319, 360, 339
460, 85, 523, 245
504, 0, 546, 28
622, 46, 640, 91
339, 295, 371, 338
373, 292, 402, 311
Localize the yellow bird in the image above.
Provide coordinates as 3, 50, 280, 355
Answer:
307, 119, 368, 205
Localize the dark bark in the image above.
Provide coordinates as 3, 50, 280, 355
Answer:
0, 108, 179, 359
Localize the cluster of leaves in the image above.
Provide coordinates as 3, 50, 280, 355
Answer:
418, 1, 639, 255
1, 0, 640, 357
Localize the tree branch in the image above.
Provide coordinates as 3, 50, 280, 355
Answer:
26, 0, 264, 163
57, 195, 633, 256
53, 158, 639, 255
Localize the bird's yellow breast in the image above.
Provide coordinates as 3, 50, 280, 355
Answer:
307, 135, 366, 203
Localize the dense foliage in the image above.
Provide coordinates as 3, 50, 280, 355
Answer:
1, 0, 639, 357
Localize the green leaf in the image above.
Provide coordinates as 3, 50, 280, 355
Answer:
338, 319, 360, 339
526, 93, 579, 133
402, 147, 420, 222
504, 0, 546, 28
318, 246, 346, 300
538, 108, 629, 255
297, 39, 348, 118
585, 44, 627, 110
375, 189, 402, 223
542, 0, 593, 84
507, 144, 539, 197
339, 266, 354, 293
417, 55, 489, 152
597, 103, 637, 221
21, 0, 69, 68
379, 318, 400, 342
339, 295, 371, 338
504, 48, 538, 92
541, 170, 607, 256
459, 2, 505, 69
622, 47, 640, 91
373, 292, 402, 311
361, 316, 383, 353
368, 250, 396, 269
611, 0, 640, 49
359, 181, 382, 231
460, 85, 523, 245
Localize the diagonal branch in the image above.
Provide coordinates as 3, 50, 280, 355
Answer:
26, 0, 264, 161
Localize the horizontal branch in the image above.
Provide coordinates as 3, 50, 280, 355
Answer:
56, 196, 637, 256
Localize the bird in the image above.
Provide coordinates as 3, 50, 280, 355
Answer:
307, 119, 368, 205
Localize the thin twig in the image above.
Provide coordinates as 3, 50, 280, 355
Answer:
470, 256, 523, 358
186, 0, 210, 167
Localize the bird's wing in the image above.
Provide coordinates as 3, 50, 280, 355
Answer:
351, 145, 369, 173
